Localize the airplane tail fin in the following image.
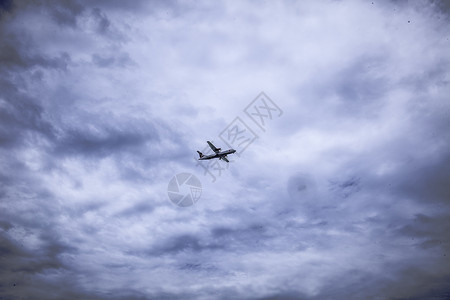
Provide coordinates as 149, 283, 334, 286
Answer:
197, 151, 204, 158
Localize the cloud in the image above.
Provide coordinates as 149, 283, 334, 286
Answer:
0, 0, 449, 299
0, 0, 14, 17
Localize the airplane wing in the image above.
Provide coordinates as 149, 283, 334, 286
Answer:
207, 141, 220, 153
221, 155, 229, 163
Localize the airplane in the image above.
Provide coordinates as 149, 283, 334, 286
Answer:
197, 141, 236, 163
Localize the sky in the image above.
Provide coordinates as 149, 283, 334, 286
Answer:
0, 0, 450, 299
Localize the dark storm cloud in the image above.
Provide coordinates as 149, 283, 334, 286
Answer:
91, 7, 110, 34
169, 224, 267, 253
328, 176, 361, 199
401, 0, 450, 18
147, 233, 222, 256
0, 0, 189, 175
0, 1, 192, 298
333, 57, 388, 112
48, 0, 85, 28
0, 45, 70, 71
47, 113, 192, 183
210, 223, 270, 249
54, 119, 156, 158
0, 84, 55, 148
86, 0, 150, 13
115, 200, 155, 217
398, 213, 450, 247
0, 222, 78, 299
92, 52, 135, 68
435, 0, 450, 16
280, 121, 450, 299
1, 0, 450, 299
331, 117, 450, 207
0, 8, 70, 149
392, 153, 450, 205
0, 0, 13, 16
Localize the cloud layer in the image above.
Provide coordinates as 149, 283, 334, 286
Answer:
1, 0, 450, 299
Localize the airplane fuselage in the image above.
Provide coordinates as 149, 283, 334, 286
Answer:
198, 149, 236, 160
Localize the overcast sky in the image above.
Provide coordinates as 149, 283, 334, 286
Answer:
1, 0, 450, 299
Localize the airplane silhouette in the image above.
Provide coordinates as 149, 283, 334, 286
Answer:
197, 141, 236, 163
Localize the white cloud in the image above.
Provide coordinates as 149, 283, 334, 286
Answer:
1, 0, 450, 299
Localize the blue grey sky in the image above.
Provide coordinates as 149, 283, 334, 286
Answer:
1, 0, 450, 299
